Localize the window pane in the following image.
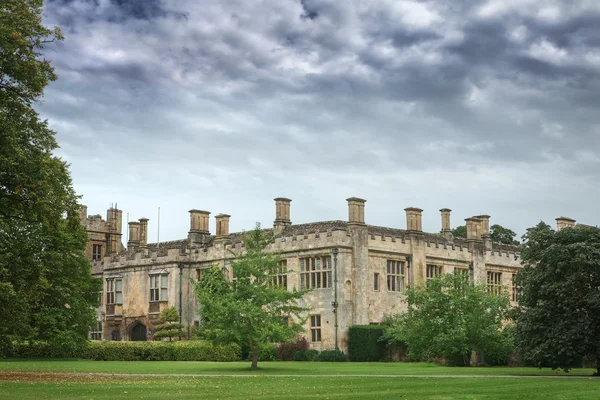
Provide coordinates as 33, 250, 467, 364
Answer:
116, 292, 122, 304
161, 275, 167, 288
115, 280, 122, 291
161, 288, 167, 301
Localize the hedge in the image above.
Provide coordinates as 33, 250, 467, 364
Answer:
10, 340, 241, 362
348, 325, 386, 362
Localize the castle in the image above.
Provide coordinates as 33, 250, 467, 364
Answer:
81, 197, 576, 349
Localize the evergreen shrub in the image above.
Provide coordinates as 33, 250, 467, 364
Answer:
348, 325, 386, 362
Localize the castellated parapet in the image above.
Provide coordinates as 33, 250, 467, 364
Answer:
84, 197, 529, 350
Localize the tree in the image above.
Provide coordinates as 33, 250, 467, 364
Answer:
451, 224, 519, 245
0, 0, 100, 354
384, 273, 511, 366
195, 224, 307, 369
451, 225, 467, 238
515, 222, 600, 375
490, 224, 519, 245
153, 307, 184, 341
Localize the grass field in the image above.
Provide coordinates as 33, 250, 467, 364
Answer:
1, 360, 599, 399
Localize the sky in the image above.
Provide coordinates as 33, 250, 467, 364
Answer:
39, 0, 600, 242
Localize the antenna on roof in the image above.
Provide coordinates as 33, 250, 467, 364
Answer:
126, 212, 129, 243
157, 206, 161, 248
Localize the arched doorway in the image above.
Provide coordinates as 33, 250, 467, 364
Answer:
130, 323, 147, 341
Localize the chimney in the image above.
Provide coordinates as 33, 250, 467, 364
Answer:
188, 209, 211, 244
556, 216, 576, 231
465, 217, 482, 241
215, 214, 231, 237
128, 221, 141, 248
79, 204, 88, 223
476, 215, 491, 238
107, 207, 123, 254
139, 218, 149, 248
440, 208, 451, 232
347, 197, 366, 225
405, 207, 423, 232
273, 198, 292, 235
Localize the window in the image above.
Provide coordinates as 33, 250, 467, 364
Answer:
310, 315, 322, 342
111, 330, 121, 341
150, 274, 168, 302
426, 264, 443, 280
273, 260, 288, 288
106, 278, 122, 304
300, 256, 332, 289
454, 267, 470, 282
374, 273, 380, 291
90, 322, 102, 340
92, 244, 103, 261
387, 260, 404, 292
512, 273, 522, 302
487, 271, 502, 295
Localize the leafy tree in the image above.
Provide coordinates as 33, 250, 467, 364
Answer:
451, 225, 467, 238
153, 307, 184, 341
451, 224, 519, 245
490, 224, 519, 245
515, 222, 600, 375
0, 0, 100, 354
195, 224, 308, 369
384, 273, 511, 366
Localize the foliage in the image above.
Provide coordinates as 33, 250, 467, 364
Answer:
348, 325, 386, 362
515, 222, 600, 375
451, 225, 467, 238
316, 349, 347, 362
293, 349, 319, 361
153, 307, 184, 341
384, 273, 510, 366
10, 340, 241, 361
0, 0, 100, 356
483, 323, 516, 366
490, 224, 520, 245
277, 337, 309, 361
195, 224, 308, 368
258, 342, 279, 361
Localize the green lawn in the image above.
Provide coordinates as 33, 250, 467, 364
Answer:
2, 361, 599, 399
0, 359, 596, 376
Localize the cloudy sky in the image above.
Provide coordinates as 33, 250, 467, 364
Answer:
40, 0, 600, 242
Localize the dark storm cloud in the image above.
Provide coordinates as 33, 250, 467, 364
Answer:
38, 0, 600, 239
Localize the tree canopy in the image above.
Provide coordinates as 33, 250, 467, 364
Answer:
515, 222, 600, 375
0, 0, 100, 354
384, 273, 512, 366
195, 224, 308, 368
451, 224, 519, 245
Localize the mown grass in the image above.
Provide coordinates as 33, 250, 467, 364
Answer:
1, 374, 600, 400
0, 359, 597, 376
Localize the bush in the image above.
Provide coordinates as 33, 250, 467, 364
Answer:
10, 340, 241, 361
317, 349, 346, 362
258, 343, 279, 361
348, 325, 386, 362
9, 340, 82, 359
277, 337, 309, 361
293, 349, 319, 361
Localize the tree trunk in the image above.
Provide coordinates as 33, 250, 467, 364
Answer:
251, 345, 259, 369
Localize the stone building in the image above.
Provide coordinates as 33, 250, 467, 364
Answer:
82, 197, 538, 349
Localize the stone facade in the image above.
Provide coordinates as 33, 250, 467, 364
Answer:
82, 198, 544, 350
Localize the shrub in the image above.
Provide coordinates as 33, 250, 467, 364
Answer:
277, 337, 309, 361
317, 349, 346, 362
348, 325, 386, 362
294, 349, 319, 361
258, 343, 279, 361
11, 340, 241, 361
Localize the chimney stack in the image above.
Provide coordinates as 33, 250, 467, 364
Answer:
107, 207, 123, 254
405, 207, 423, 232
215, 214, 231, 237
440, 208, 451, 232
465, 217, 482, 241
273, 198, 292, 235
556, 216, 576, 231
347, 197, 366, 225
189, 209, 211, 244
128, 221, 141, 248
79, 204, 88, 223
139, 218, 149, 248
476, 215, 491, 238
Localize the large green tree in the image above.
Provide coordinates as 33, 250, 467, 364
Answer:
195, 224, 307, 368
0, 0, 100, 354
515, 222, 600, 375
384, 273, 512, 366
